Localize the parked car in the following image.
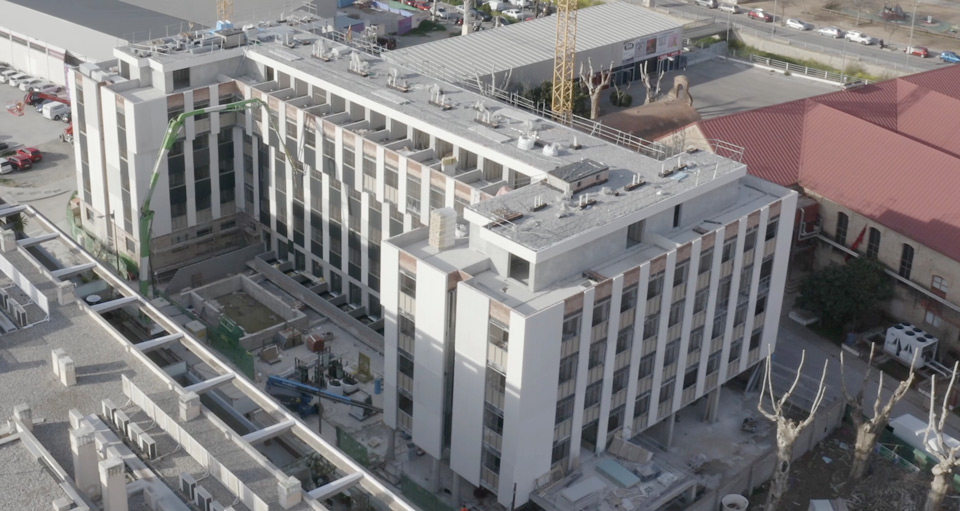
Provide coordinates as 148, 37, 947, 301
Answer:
695, 0, 718, 8
18, 78, 42, 91
0, 69, 18, 83
785, 18, 812, 30
501, 8, 523, 18
816, 26, 844, 38
6, 154, 32, 171
747, 8, 773, 21
414, 1, 431, 10
718, 3, 740, 13
0, 159, 14, 175
845, 30, 875, 45
34, 83, 61, 94
434, 7, 450, 19
6, 73, 30, 87
402, 0, 417, 6
491, 15, 513, 25
42, 102, 70, 121
16, 147, 41, 162
905, 46, 929, 57
0, 142, 8, 151
35, 99, 51, 113
940, 51, 960, 63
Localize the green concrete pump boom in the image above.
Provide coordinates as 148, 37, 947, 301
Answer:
139, 98, 300, 297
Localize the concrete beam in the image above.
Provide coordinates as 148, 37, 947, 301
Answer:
90, 296, 138, 314
0, 205, 26, 217
306, 472, 364, 501
51, 262, 98, 279
183, 373, 236, 395
17, 232, 60, 247
135, 333, 184, 353
241, 420, 296, 445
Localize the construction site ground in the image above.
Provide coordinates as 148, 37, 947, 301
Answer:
753, 422, 931, 511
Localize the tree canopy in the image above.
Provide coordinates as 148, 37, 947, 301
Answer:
796, 257, 893, 328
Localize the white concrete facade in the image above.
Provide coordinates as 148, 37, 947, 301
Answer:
385, 170, 797, 507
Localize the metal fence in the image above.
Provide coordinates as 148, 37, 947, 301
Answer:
728, 49, 857, 84
336, 425, 373, 467
163, 294, 257, 379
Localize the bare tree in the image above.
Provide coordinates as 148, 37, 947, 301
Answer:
578, 59, 613, 120
638, 61, 666, 105
850, 0, 870, 26
757, 350, 830, 511
840, 344, 917, 480
923, 362, 960, 511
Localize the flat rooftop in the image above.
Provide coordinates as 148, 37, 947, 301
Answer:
384, 2, 683, 83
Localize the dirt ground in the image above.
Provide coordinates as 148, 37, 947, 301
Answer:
753, 423, 931, 510
217, 291, 281, 334
740, 0, 960, 52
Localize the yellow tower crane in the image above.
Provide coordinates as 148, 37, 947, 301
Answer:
216, 0, 234, 21
551, 0, 578, 123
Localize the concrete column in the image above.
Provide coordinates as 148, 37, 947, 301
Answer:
68, 409, 85, 430
13, 403, 32, 431
59, 355, 77, 386
0, 229, 16, 252
99, 457, 128, 511
94, 431, 111, 458
429, 456, 441, 492
385, 427, 396, 462
179, 392, 200, 421
71, 425, 100, 497
664, 413, 676, 450
704, 387, 721, 423
451, 473, 462, 505
277, 476, 302, 509
57, 281, 76, 305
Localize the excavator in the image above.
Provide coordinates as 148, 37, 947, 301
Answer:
138, 97, 302, 297
24, 90, 69, 107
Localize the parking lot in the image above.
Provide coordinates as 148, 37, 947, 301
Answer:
0, 76, 78, 228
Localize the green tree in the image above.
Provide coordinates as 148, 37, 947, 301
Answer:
796, 257, 893, 330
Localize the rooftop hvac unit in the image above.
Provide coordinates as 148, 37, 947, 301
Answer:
114, 410, 131, 438
179, 473, 197, 501
211, 501, 225, 511
140, 433, 157, 459
195, 486, 213, 511
127, 422, 144, 444
884, 323, 938, 369
0, 287, 8, 309
102, 399, 118, 423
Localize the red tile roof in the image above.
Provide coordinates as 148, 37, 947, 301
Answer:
689, 65, 960, 262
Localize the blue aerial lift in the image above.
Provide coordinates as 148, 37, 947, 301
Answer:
265, 376, 381, 424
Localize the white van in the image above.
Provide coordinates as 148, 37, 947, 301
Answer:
0, 159, 14, 175
43, 102, 70, 121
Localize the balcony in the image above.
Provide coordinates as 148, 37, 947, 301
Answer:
754, 311, 766, 328
764, 237, 776, 257
728, 359, 741, 378
748, 347, 761, 365
399, 333, 415, 355
646, 296, 662, 315
588, 364, 604, 384
398, 410, 412, 432
591, 322, 609, 343
657, 400, 673, 418
398, 292, 416, 317
485, 386, 505, 410
397, 372, 413, 394
757, 275, 771, 296
557, 379, 576, 400
692, 310, 706, 329
637, 375, 653, 394
667, 323, 683, 342
483, 427, 503, 453
480, 467, 500, 492
642, 338, 657, 357
619, 309, 635, 329
583, 404, 601, 425
697, 271, 711, 290
554, 419, 572, 443
560, 336, 580, 357
742, 248, 756, 267
631, 414, 648, 433
662, 362, 678, 381
611, 389, 628, 408
721, 259, 734, 278
488, 342, 508, 373
687, 349, 701, 365
682, 385, 697, 405
710, 336, 724, 353
614, 350, 631, 370
672, 282, 686, 302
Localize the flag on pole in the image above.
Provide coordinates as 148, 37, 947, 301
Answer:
846, 225, 867, 261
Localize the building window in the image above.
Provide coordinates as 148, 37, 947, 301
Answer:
558, 354, 578, 384
627, 219, 644, 247
612, 367, 629, 393
555, 395, 575, 423
173, 68, 190, 89
835, 212, 849, 246
668, 300, 685, 327
706, 351, 721, 374
488, 319, 509, 349
638, 356, 654, 379
722, 238, 736, 263
866, 227, 881, 258
643, 313, 659, 339
683, 365, 698, 389
925, 309, 943, 328
588, 342, 606, 369
765, 219, 778, 241
673, 262, 688, 287
633, 391, 650, 417
616, 327, 633, 354
659, 378, 675, 404
584, 381, 602, 407
592, 298, 611, 326
673, 204, 682, 228
562, 314, 580, 339
663, 339, 680, 366
749, 329, 762, 351
932, 276, 949, 296
699, 249, 713, 274
621, 285, 638, 312
399, 271, 416, 297
694, 288, 709, 313
743, 227, 757, 251
899, 244, 914, 279
647, 272, 664, 299
551, 439, 570, 466
689, 327, 704, 352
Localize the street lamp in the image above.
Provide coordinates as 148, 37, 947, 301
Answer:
772, 0, 778, 34
905, 0, 919, 65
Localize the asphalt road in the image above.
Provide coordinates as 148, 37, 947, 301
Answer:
655, 0, 952, 74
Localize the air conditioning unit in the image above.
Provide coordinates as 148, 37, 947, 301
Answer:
179, 473, 197, 500
211, 501, 225, 511
140, 433, 158, 459
195, 486, 213, 511
127, 422, 144, 444
114, 410, 131, 438
102, 399, 118, 423
143, 486, 159, 510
